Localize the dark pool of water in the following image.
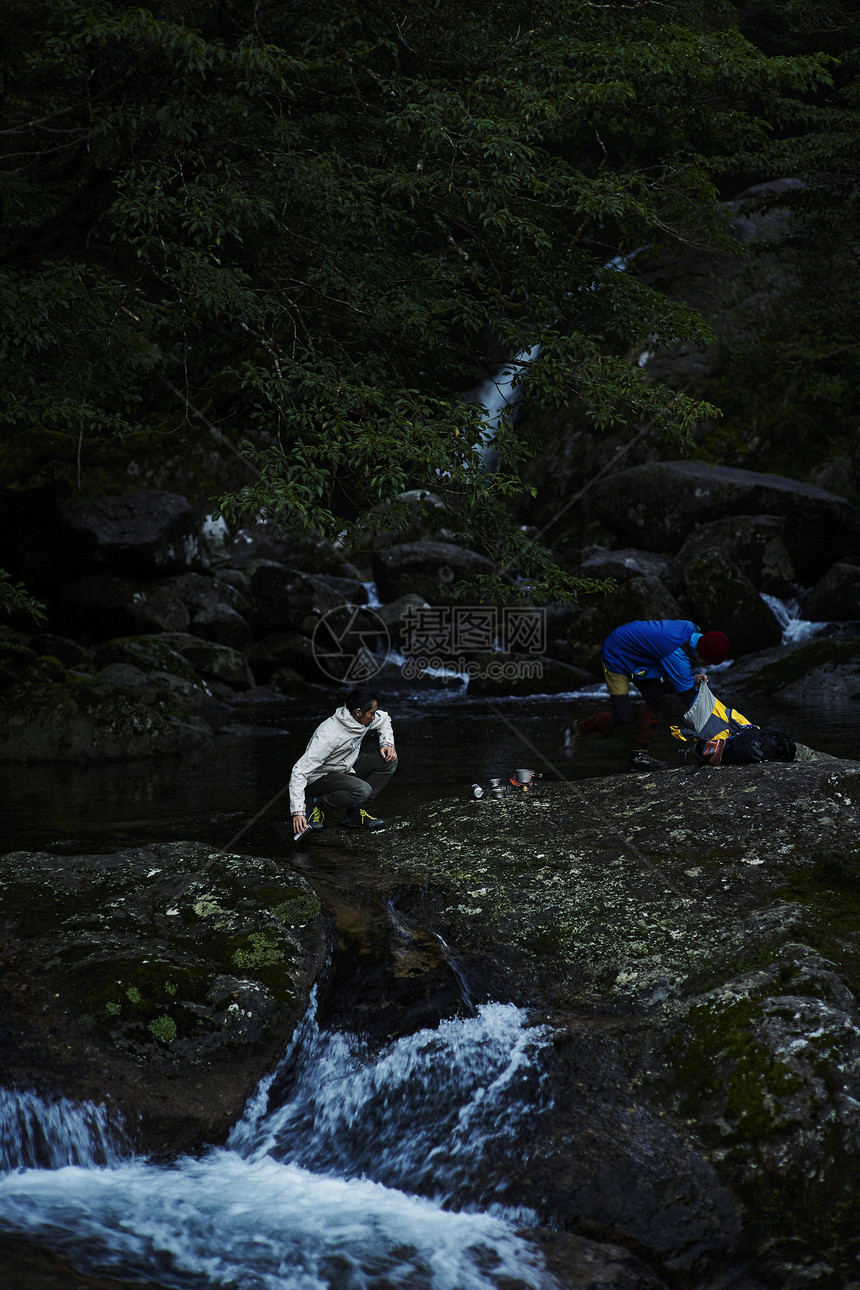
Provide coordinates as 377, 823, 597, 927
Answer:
1, 685, 858, 856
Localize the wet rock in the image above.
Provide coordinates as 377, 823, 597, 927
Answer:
591, 462, 859, 580
665, 516, 796, 598
0, 842, 333, 1154
565, 575, 683, 674
55, 492, 203, 577
680, 550, 783, 655
0, 675, 213, 760
1, 489, 202, 591
372, 541, 495, 605
800, 561, 860, 623
58, 573, 192, 638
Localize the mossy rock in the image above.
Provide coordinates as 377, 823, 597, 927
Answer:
92, 635, 200, 682
0, 842, 333, 1154
0, 674, 213, 760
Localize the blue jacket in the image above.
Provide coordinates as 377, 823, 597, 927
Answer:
602, 619, 702, 694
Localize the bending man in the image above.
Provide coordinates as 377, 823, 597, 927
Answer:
564, 620, 730, 771
290, 687, 397, 835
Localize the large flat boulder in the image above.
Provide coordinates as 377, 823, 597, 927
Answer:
0, 842, 332, 1155
591, 461, 860, 580
334, 756, 860, 1287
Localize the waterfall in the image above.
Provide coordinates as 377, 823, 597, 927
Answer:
761, 593, 829, 645
470, 344, 540, 470
0, 1087, 132, 1173
0, 1002, 561, 1289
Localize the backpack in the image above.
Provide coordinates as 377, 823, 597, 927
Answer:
719, 725, 796, 765
671, 682, 796, 766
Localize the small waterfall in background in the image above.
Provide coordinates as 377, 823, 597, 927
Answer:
470, 344, 540, 471
761, 593, 829, 645
0, 1001, 561, 1289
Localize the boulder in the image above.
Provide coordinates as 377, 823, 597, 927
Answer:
576, 547, 671, 584
189, 605, 253, 652
680, 550, 784, 655
377, 593, 431, 648
362, 757, 860, 1287
0, 675, 213, 760
169, 570, 251, 615
590, 461, 860, 579
26, 633, 93, 669
565, 575, 683, 674
0, 841, 332, 1154
91, 636, 201, 683
665, 515, 796, 597
58, 573, 191, 638
728, 635, 860, 704
372, 541, 495, 605
247, 630, 335, 686
800, 562, 860, 623
157, 632, 255, 690
248, 566, 346, 635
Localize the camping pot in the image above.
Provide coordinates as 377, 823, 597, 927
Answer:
514, 769, 535, 784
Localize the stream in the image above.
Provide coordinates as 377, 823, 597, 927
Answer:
1, 608, 858, 1288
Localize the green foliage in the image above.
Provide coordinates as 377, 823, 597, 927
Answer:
0, 0, 840, 596
0, 569, 46, 622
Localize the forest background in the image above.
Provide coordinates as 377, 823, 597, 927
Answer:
2, 0, 858, 615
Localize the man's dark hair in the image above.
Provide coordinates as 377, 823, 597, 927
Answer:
345, 687, 379, 714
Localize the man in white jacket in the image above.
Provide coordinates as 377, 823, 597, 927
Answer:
290, 687, 397, 836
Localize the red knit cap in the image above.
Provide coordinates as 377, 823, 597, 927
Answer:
696, 631, 730, 664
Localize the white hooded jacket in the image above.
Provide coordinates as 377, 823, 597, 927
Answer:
289, 705, 395, 815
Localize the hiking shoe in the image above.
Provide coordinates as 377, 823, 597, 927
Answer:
344, 805, 385, 830
306, 801, 325, 829
562, 721, 581, 761
627, 750, 666, 772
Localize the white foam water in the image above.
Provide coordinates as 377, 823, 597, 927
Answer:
0, 1003, 559, 1289
761, 594, 829, 645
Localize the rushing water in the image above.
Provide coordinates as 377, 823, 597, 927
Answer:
0, 1000, 559, 1289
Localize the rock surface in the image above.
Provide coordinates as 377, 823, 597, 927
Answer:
330, 756, 860, 1287
0, 841, 332, 1155
591, 461, 860, 579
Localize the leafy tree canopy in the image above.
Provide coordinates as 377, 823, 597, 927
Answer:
0, 0, 838, 603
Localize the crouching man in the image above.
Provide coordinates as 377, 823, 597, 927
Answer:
290, 687, 397, 836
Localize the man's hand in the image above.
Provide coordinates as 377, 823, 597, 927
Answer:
694, 671, 708, 687
292, 812, 308, 836
380, 743, 397, 763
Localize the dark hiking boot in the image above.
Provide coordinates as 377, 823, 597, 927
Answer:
344, 805, 386, 830
627, 749, 666, 772
306, 800, 325, 829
